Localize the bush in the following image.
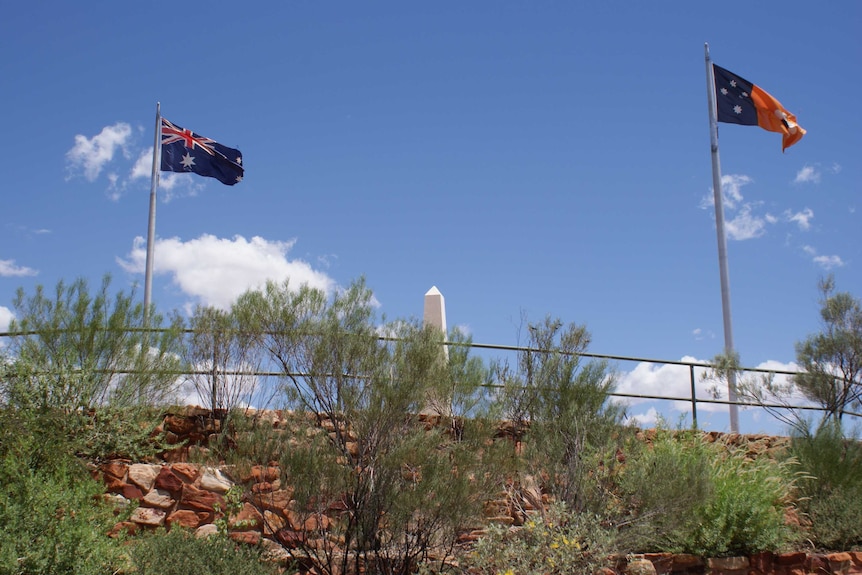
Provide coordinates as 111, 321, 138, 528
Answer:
0, 452, 122, 575
686, 450, 797, 556
790, 421, 862, 550
618, 428, 797, 556
465, 504, 616, 575
129, 528, 277, 575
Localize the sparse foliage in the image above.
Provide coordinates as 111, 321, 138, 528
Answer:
789, 420, 862, 550
6, 275, 184, 412
794, 276, 862, 423
233, 278, 494, 575
495, 316, 626, 512
183, 304, 271, 415
709, 277, 862, 433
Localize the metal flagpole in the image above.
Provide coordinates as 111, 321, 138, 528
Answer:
704, 43, 740, 432
143, 102, 161, 322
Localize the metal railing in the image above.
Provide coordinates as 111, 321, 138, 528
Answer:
2, 329, 859, 430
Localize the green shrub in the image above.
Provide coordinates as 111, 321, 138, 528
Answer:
790, 421, 862, 550
618, 429, 797, 556
0, 453, 122, 575
684, 451, 796, 556
616, 428, 714, 552
465, 504, 617, 575
129, 528, 277, 575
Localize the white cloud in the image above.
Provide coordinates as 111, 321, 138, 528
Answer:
701, 174, 750, 210
616, 356, 720, 412
626, 407, 660, 428
692, 328, 714, 341
66, 123, 133, 181
0, 259, 38, 277
0, 306, 13, 332
801, 245, 844, 270
615, 357, 813, 430
785, 208, 814, 231
720, 174, 751, 209
729, 360, 816, 416
130, 148, 153, 180
794, 165, 820, 184
726, 204, 768, 240
118, 234, 337, 311
701, 175, 774, 241
813, 254, 844, 270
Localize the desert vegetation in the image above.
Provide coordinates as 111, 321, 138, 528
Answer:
1, 274, 860, 574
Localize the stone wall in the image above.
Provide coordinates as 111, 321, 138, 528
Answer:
93, 407, 860, 574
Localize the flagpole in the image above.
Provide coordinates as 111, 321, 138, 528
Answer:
705, 43, 740, 433
143, 102, 161, 322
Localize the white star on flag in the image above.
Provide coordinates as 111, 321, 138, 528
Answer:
181, 153, 196, 168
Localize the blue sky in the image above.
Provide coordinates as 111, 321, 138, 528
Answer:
1, 2, 859, 433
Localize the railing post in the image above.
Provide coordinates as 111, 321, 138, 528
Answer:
690, 364, 698, 429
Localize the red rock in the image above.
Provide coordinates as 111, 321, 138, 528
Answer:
164, 414, 196, 435
775, 552, 807, 566
284, 509, 303, 531
167, 509, 205, 530
103, 476, 127, 493
624, 558, 656, 575
116, 483, 144, 500
229, 502, 263, 531
100, 461, 128, 480
170, 463, 199, 483
749, 551, 774, 573
262, 510, 286, 535
276, 529, 306, 548
671, 554, 703, 569
252, 481, 274, 494
154, 467, 184, 493
706, 556, 748, 571
643, 553, 672, 574
827, 552, 852, 573
180, 483, 223, 513
247, 465, 280, 483
250, 488, 293, 513
806, 555, 828, 574
160, 446, 189, 463
229, 531, 261, 546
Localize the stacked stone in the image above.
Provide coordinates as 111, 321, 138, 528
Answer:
100, 461, 232, 537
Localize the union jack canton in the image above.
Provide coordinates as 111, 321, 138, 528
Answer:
160, 118, 243, 186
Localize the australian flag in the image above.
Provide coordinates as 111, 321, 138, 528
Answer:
160, 118, 243, 185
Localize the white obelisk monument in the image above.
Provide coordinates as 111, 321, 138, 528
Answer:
423, 286, 447, 337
